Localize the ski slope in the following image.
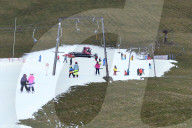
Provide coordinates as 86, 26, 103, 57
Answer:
0, 45, 177, 128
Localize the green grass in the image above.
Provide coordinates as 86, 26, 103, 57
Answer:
0, 0, 125, 57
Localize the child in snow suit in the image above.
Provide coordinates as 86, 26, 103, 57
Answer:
70, 58, 72, 65
124, 70, 127, 75
121, 53, 123, 60
124, 54, 126, 60
99, 58, 102, 65
28, 74, 35, 92
139, 68, 143, 76
69, 66, 74, 78
95, 54, 98, 61
63, 56, 67, 63
137, 68, 139, 76
73, 62, 79, 78
20, 74, 29, 92
149, 63, 151, 69
57, 55, 60, 62
103, 58, 105, 66
127, 69, 130, 75
113, 66, 117, 75
95, 61, 100, 75
39, 55, 41, 62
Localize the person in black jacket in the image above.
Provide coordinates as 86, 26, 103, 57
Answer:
20, 74, 29, 92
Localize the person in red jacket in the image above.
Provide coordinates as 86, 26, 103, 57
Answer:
95, 61, 100, 75
139, 68, 143, 76
57, 55, 60, 62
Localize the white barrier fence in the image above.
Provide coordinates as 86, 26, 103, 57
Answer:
0, 58, 26, 63
154, 55, 168, 60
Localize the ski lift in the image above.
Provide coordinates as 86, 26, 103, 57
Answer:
32, 27, 38, 43
75, 18, 80, 32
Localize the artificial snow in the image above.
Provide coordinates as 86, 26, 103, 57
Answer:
0, 45, 177, 127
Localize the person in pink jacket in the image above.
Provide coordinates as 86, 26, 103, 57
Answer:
28, 74, 35, 93
95, 61, 100, 75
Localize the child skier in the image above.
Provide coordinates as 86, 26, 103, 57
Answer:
149, 63, 151, 69
39, 55, 41, 62
103, 58, 105, 66
95, 54, 98, 61
57, 55, 60, 62
139, 68, 143, 76
99, 58, 102, 65
95, 61, 100, 75
121, 53, 123, 60
73, 62, 79, 78
127, 69, 130, 75
69, 66, 74, 78
113, 66, 117, 75
28, 74, 35, 93
20, 74, 29, 92
70, 58, 72, 65
137, 68, 139, 76
124, 54, 126, 60
63, 56, 67, 63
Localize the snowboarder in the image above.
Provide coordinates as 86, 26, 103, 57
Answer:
149, 63, 151, 69
99, 58, 102, 65
137, 68, 139, 76
39, 55, 41, 62
28, 74, 35, 93
63, 56, 67, 63
139, 68, 143, 76
20, 74, 29, 92
73, 62, 79, 78
95, 61, 100, 75
57, 55, 60, 62
121, 53, 123, 60
103, 58, 105, 66
113, 66, 117, 75
69, 66, 74, 78
70, 58, 72, 65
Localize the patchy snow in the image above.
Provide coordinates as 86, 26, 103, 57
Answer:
0, 45, 177, 127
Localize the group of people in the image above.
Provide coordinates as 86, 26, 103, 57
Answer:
68, 62, 79, 78
20, 74, 35, 93
137, 68, 144, 76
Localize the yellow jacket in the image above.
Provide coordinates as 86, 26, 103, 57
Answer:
113, 67, 117, 71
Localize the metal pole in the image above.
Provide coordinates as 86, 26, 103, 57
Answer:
101, 18, 109, 78
52, 19, 62, 75
128, 48, 132, 70
13, 17, 17, 58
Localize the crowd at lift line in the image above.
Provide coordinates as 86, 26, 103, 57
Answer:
20, 53, 152, 93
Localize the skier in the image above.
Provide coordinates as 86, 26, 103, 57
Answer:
103, 58, 105, 66
149, 63, 151, 69
69, 66, 74, 78
63, 56, 67, 63
95, 54, 98, 61
127, 69, 130, 75
124, 70, 127, 75
113, 65, 117, 75
57, 55, 60, 62
28, 74, 35, 93
121, 53, 123, 60
95, 61, 100, 75
73, 62, 79, 78
70, 58, 72, 65
39, 55, 41, 62
131, 55, 133, 61
99, 58, 102, 65
124, 54, 126, 60
139, 68, 143, 76
137, 68, 139, 76
20, 74, 29, 92
142, 68, 145, 75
